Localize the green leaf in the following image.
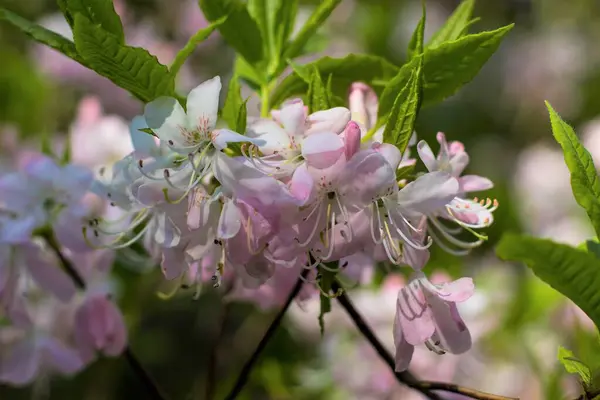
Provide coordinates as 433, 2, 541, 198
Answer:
379, 24, 513, 118
558, 346, 592, 386
236, 99, 248, 135
62, 0, 124, 43
247, 0, 271, 57
428, 0, 475, 48
407, 1, 426, 60
383, 57, 423, 153
0, 8, 83, 64
396, 164, 415, 181
272, 0, 298, 61
284, 0, 342, 60
73, 14, 174, 103
587, 240, 600, 259
199, 0, 264, 65
271, 54, 398, 108
170, 16, 227, 77
222, 75, 243, 130
307, 67, 332, 113
235, 57, 265, 90
547, 102, 600, 238
496, 233, 600, 331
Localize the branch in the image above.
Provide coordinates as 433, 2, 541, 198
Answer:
331, 281, 518, 400
223, 268, 310, 400
42, 231, 168, 400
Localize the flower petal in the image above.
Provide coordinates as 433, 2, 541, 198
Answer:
218, 200, 242, 239
342, 121, 361, 160
305, 107, 350, 136
289, 164, 314, 205
24, 245, 77, 302
397, 171, 459, 216
144, 96, 188, 147
211, 129, 265, 151
396, 284, 435, 345
0, 339, 40, 385
416, 140, 437, 172
130, 115, 158, 158
302, 132, 345, 169
434, 277, 475, 303
428, 297, 472, 354
278, 99, 306, 138
458, 175, 494, 193
41, 337, 85, 375
393, 312, 415, 372
186, 76, 221, 132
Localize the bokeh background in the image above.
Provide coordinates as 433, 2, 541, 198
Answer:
2, 0, 600, 398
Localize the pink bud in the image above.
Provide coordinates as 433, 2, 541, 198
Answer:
74, 295, 127, 362
343, 121, 361, 160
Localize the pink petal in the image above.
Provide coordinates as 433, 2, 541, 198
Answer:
305, 107, 350, 136
23, 245, 77, 302
428, 297, 472, 354
41, 337, 85, 375
416, 140, 437, 172
393, 312, 415, 372
342, 121, 361, 160
458, 175, 494, 193
0, 339, 40, 385
289, 164, 314, 205
278, 99, 307, 138
397, 171, 459, 215
434, 277, 475, 303
161, 245, 187, 280
218, 200, 242, 239
396, 285, 435, 345
372, 143, 402, 170
302, 132, 345, 169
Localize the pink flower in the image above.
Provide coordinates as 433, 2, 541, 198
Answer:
74, 294, 127, 363
394, 272, 474, 371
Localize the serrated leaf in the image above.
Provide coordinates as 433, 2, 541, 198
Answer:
199, 0, 264, 65
428, 0, 475, 48
284, 0, 342, 60
170, 16, 226, 77
558, 346, 592, 386
407, 1, 426, 60
307, 67, 331, 113
0, 8, 83, 64
62, 0, 124, 43
496, 234, 600, 331
547, 102, 600, 238
222, 75, 243, 130
73, 14, 174, 103
383, 56, 423, 153
271, 54, 398, 108
379, 24, 513, 118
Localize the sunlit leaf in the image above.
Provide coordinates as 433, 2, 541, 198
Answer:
497, 234, 600, 332
73, 14, 174, 103
60, 0, 124, 43
379, 24, 513, 118
271, 54, 398, 107
547, 102, 600, 238
428, 0, 475, 48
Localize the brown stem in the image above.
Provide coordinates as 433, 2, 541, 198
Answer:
331, 280, 518, 400
42, 231, 168, 400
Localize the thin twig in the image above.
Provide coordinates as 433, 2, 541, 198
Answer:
331, 281, 518, 400
42, 231, 168, 400
223, 268, 309, 400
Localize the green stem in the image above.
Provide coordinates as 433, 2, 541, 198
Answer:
170, 16, 227, 77
260, 85, 270, 118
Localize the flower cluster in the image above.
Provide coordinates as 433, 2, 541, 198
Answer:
0, 76, 497, 384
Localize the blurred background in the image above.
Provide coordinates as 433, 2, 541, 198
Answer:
1, 0, 600, 398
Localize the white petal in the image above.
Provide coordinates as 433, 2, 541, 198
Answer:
211, 129, 265, 151
218, 200, 242, 239
144, 97, 188, 147
186, 76, 221, 132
